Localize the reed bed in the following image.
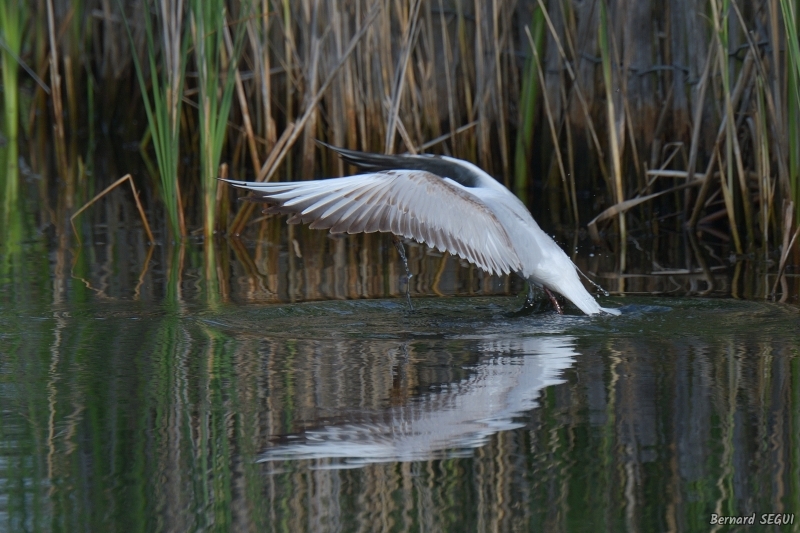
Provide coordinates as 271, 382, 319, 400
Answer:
2, 0, 800, 267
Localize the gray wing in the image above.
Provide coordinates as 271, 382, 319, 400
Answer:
225, 170, 522, 276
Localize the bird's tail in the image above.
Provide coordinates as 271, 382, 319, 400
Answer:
550, 271, 620, 316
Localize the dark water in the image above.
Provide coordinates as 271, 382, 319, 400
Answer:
2, 217, 799, 533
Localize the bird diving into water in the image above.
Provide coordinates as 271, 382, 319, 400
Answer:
224, 143, 619, 316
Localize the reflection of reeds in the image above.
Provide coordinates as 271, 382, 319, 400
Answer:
4, 303, 799, 530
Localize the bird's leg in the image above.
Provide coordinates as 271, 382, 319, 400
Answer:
544, 287, 564, 314
525, 282, 536, 307
392, 235, 414, 311
511, 282, 548, 315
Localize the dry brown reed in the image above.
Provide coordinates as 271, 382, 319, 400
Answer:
45, 0, 68, 185
69, 174, 155, 243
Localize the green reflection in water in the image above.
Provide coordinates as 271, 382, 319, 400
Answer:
1, 192, 799, 531
0, 294, 798, 532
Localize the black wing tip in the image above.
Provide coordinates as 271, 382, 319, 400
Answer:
315, 139, 434, 170
314, 139, 488, 188
315, 139, 361, 159
314, 139, 334, 153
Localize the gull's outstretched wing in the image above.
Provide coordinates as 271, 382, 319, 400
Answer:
225, 171, 522, 276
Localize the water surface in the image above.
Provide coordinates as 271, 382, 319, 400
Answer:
1, 221, 799, 532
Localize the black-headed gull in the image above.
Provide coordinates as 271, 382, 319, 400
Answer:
225, 143, 619, 315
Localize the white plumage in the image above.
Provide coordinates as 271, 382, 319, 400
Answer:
225, 144, 619, 316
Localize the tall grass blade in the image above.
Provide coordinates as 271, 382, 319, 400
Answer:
191, 0, 247, 240
780, 0, 800, 222
119, 0, 187, 239
754, 77, 773, 253
0, 0, 24, 144
710, 0, 746, 253
45, 0, 68, 189
0, 0, 21, 209
526, 25, 573, 226
789, 68, 799, 225
514, 9, 545, 201
598, 0, 626, 268
535, 0, 609, 185
385, 0, 422, 155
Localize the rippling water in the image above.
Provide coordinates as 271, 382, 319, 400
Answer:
1, 219, 799, 532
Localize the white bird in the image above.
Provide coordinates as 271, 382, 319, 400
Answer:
224, 143, 619, 315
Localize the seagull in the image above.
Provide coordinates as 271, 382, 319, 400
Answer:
224, 143, 619, 315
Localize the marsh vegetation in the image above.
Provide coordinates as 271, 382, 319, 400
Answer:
1, 0, 799, 269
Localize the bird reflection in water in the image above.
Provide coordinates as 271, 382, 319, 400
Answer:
260, 336, 577, 467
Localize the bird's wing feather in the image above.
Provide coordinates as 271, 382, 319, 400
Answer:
225, 171, 522, 276
316, 141, 483, 187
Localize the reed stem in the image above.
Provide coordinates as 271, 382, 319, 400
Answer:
0, 0, 22, 142
599, 0, 626, 269
0, 0, 24, 207
191, 0, 246, 240
514, 10, 544, 202
780, 0, 800, 223
121, 0, 188, 239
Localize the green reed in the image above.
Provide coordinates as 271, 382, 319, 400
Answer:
0, 0, 23, 141
514, 7, 544, 202
190, 0, 245, 240
780, 0, 800, 222
122, 0, 188, 239
0, 0, 24, 206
